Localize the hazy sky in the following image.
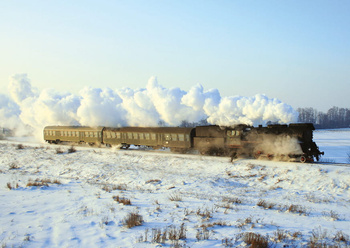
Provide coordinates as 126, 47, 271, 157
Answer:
1, 0, 349, 111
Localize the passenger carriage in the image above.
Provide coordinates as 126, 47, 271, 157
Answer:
103, 127, 195, 152
43, 126, 104, 145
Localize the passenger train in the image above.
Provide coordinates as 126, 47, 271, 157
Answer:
44, 123, 324, 162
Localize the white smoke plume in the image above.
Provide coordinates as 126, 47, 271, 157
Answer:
0, 74, 299, 140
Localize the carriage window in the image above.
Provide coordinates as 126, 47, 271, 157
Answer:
127, 133, 133, 139
133, 133, 138, 139
107, 132, 111, 138
151, 133, 156, 140
185, 134, 190, 141
139, 133, 144, 140
145, 133, 150, 140
172, 134, 177, 141
116, 132, 121, 139
68, 131, 72, 137
178, 134, 184, 141
165, 134, 171, 141
111, 132, 116, 138
236, 131, 241, 136
227, 130, 236, 137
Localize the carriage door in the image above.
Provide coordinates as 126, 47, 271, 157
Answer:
79, 131, 84, 142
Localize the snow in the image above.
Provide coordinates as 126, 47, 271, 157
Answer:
0, 129, 349, 247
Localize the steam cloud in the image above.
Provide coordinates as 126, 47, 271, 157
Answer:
252, 134, 303, 157
0, 74, 298, 140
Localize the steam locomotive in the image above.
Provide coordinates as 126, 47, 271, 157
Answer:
44, 123, 323, 162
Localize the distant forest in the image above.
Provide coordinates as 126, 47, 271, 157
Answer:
297, 106, 350, 129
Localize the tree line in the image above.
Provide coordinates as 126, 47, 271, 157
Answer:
178, 106, 350, 129
297, 106, 350, 129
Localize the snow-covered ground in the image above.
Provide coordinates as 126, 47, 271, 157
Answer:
0, 129, 349, 247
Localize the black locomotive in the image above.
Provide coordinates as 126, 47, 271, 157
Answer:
44, 123, 323, 162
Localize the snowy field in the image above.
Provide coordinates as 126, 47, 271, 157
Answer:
0, 129, 349, 247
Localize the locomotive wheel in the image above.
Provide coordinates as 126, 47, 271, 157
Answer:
300, 156, 307, 163
254, 152, 262, 159
121, 144, 130, 149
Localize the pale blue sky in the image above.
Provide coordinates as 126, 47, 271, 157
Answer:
1, 0, 349, 111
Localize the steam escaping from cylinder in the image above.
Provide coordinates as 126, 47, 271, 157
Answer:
0, 74, 299, 140
252, 134, 303, 157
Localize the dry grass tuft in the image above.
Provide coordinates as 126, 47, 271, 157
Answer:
306, 228, 350, 247
273, 229, 288, 242
6, 181, 19, 190
25, 178, 61, 187
334, 230, 349, 243
56, 148, 64, 154
223, 196, 243, 204
257, 199, 275, 209
291, 231, 303, 240
222, 237, 234, 247
146, 179, 161, 184
26, 178, 49, 187
196, 226, 211, 241
52, 179, 62, 184
67, 146, 76, 153
9, 162, 20, 170
322, 210, 340, 220
308, 226, 329, 247
115, 184, 127, 191
242, 232, 269, 248
256, 199, 310, 216
285, 204, 310, 215
168, 223, 187, 241
138, 223, 186, 244
196, 207, 213, 219
168, 192, 182, 202
200, 220, 229, 228
113, 195, 131, 205
122, 212, 144, 228
101, 184, 115, 193
16, 144, 24, 149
